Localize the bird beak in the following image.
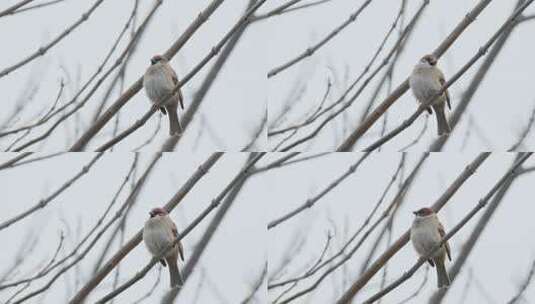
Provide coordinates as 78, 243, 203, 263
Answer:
412, 211, 418, 215
150, 59, 156, 65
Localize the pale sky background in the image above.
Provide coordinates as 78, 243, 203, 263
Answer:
267, 152, 535, 303
268, 0, 535, 151
5, 152, 534, 304
0, 0, 268, 152
0, 152, 266, 303
2, 1, 535, 304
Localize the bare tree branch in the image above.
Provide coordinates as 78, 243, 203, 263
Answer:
69, 0, 268, 151
506, 258, 535, 304
162, 154, 260, 303
268, 153, 370, 229
0, 153, 103, 231
428, 154, 527, 304
0, 0, 35, 19
335, 153, 490, 303
267, 0, 374, 78
68, 153, 222, 303
337, 0, 494, 151
362, 0, 535, 152
94, 106, 158, 152
358, 153, 531, 304
0, 0, 106, 78
93, 153, 264, 304
252, 0, 333, 23
5, 0, 67, 16
274, 0, 426, 151
0, 152, 32, 171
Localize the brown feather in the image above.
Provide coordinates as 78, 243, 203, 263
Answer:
438, 72, 451, 110
168, 66, 185, 110
171, 222, 185, 261
438, 222, 452, 261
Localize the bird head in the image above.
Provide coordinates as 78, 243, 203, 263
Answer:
150, 54, 165, 65
413, 207, 434, 217
420, 54, 437, 66
149, 207, 167, 218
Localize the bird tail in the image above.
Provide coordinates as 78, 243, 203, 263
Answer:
166, 103, 182, 136
435, 258, 451, 288
432, 104, 451, 136
167, 259, 183, 287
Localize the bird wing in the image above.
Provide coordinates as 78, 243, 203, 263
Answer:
168, 66, 184, 110
171, 221, 185, 261
438, 222, 451, 261
437, 70, 451, 110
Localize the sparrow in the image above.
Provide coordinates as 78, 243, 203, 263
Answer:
409, 54, 451, 136
410, 207, 451, 288
143, 207, 185, 287
143, 55, 185, 135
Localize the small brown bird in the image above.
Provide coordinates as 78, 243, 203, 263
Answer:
409, 54, 451, 136
143, 207, 185, 287
143, 55, 185, 135
410, 207, 451, 288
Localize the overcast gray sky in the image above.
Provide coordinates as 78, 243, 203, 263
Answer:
0, 0, 267, 152
0, 152, 266, 303
2, 1, 535, 304
267, 152, 535, 303
268, 0, 535, 151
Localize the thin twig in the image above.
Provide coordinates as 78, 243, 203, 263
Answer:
337, 0, 494, 151
0, 153, 103, 231
267, 0, 375, 78
0, 0, 106, 78
335, 153, 490, 303
268, 153, 370, 229
359, 154, 531, 304
68, 153, 223, 303
362, 0, 535, 152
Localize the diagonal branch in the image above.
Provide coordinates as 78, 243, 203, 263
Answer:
68, 153, 223, 303
267, 0, 375, 78
162, 154, 259, 303
0, 0, 106, 78
95, 106, 158, 152
428, 153, 527, 304
335, 152, 490, 303
268, 152, 370, 229
337, 0, 494, 151
0, 152, 32, 171
0, 0, 35, 18
69, 0, 226, 151
359, 153, 532, 304
362, 0, 535, 152
274, 0, 427, 151
0, 153, 103, 231
93, 153, 264, 304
